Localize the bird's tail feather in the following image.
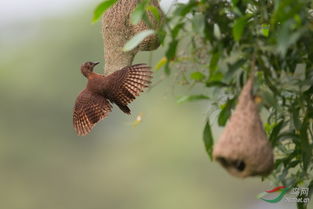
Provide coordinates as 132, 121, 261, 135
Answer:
116, 103, 131, 114
108, 63, 152, 115
118, 64, 152, 103
114, 64, 152, 107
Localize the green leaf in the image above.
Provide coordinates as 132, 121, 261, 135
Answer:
165, 39, 178, 60
261, 24, 270, 37
203, 119, 214, 160
192, 14, 205, 34
300, 114, 311, 172
271, 0, 304, 26
269, 121, 284, 146
171, 23, 184, 38
278, 132, 301, 142
92, 0, 118, 23
164, 62, 170, 75
208, 71, 224, 82
218, 98, 235, 126
130, 3, 145, 25
209, 51, 220, 73
154, 57, 167, 71
277, 26, 305, 57
232, 16, 247, 42
231, 0, 239, 5
190, 72, 205, 81
146, 5, 161, 22
123, 30, 155, 51
260, 88, 278, 109
176, 95, 209, 104
213, 24, 222, 39
205, 81, 228, 88
225, 59, 246, 80
174, 2, 198, 17
291, 106, 301, 130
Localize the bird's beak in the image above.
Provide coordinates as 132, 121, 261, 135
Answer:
93, 62, 100, 66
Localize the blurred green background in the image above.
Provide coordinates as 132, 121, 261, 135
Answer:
0, 1, 310, 209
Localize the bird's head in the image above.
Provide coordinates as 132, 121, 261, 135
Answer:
81, 61, 99, 77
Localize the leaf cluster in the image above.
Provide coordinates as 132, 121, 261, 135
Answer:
93, 1, 313, 207
159, 1, 313, 208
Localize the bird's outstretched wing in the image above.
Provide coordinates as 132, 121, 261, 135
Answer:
105, 64, 152, 113
73, 89, 112, 136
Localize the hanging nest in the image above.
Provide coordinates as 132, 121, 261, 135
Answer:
131, 0, 163, 51
102, 0, 164, 74
213, 78, 274, 178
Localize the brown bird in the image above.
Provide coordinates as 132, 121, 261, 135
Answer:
73, 62, 152, 136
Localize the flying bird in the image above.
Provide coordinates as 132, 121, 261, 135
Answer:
73, 62, 152, 136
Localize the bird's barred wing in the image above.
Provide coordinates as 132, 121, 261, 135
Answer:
73, 89, 112, 136
106, 63, 152, 106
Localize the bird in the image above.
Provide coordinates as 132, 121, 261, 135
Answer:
73, 62, 152, 136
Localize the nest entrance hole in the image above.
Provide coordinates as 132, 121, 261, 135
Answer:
216, 157, 246, 172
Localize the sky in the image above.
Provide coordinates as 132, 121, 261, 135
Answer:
0, 0, 87, 23
0, 0, 189, 26
0, 0, 184, 44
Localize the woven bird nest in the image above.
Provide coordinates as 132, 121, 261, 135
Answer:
102, 0, 164, 74
213, 78, 274, 178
